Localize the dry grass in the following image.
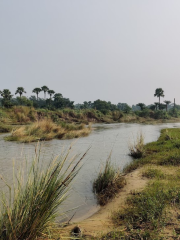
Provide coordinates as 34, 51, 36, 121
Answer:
5, 119, 91, 142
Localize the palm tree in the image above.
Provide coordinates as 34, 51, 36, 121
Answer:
154, 88, 164, 106
154, 102, 159, 111
41, 86, 49, 100
15, 87, 26, 99
0, 89, 13, 100
32, 88, 41, 100
48, 90, 55, 99
0, 89, 13, 108
164, 100, 171, 112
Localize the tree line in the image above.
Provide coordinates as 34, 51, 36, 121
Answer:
0, 87, 178, 117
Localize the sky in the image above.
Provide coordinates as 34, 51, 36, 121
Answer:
0, 0, 180, 106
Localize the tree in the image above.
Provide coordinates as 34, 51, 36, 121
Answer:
154, 102, 159, 111
41, 86, 49, 100
53, 94, 74, 109
15, 87, 26, 98
154, 88, 164, 105
137, 103, 146, 111
164, 100, 171, 112
0, 89, 13, 108
48, 90, 55, 99
32, 88, 41, 100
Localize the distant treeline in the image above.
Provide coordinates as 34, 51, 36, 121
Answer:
0, 87, 179, 118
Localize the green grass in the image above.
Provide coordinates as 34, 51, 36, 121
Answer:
93, 156, 126, 206
103, 128, 180, 239
0, 145, 87, 240
124, 128, 180, 173
142, 167, 165, 179
112, 180, 180, 239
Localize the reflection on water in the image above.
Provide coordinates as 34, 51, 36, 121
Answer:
0, 122, 180, 222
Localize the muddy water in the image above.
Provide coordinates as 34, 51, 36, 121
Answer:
0, 122, 180, 222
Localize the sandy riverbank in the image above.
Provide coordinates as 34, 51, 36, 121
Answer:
61, 168, 148, 238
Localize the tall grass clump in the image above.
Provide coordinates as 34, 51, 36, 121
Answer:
129, 131, 145, 159
93, 156, 125, 206
5, 119, 91, 142
0, 145, 87, 240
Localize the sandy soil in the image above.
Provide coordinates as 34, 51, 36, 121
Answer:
61, 168, 148, 237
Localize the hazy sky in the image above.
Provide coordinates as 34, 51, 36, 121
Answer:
1, 1, 180, 105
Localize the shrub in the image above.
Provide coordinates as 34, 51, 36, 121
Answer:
154, 110, 169, 119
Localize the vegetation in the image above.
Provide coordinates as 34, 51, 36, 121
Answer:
5, 119, 91, 142
154, 88, 164, 106
128, 131, 145, 158
91, 128, 180, 239
93, 155, 125, 205
32, 87, 41, 100
0, 145, 86, 240
0, 86, 180, 122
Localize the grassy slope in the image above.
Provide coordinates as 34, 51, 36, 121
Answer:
97, 128, 180, 239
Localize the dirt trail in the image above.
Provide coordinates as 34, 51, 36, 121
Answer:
62, 168, 148, 237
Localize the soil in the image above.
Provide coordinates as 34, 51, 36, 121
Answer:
61, 168, 148, 237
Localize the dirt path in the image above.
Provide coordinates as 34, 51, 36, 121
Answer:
61, 168, 148, 237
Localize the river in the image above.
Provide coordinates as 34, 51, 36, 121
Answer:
0, 122, 180, 222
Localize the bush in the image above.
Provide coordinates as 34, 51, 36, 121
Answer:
154, 110, 169, 119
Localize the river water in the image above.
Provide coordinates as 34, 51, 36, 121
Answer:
0, 122, 180, 222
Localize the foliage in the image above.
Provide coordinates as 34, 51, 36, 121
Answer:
154, 88, 164, 104
32, 88, 41, 100
13, 96, 33, 107
164, 100, 171, 111
41, 85, 49, 99
0, 89, 13, 108
15, 87, 26, 98
153, 110, 169, 119
48, 89, 55, 99
0, 145, 85, 240
53, 93, 74, 109
93, 99, 117, 114
117, 103, 131, 113
136, 103, 146, 111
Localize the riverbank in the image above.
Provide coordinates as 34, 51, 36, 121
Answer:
57, 128, 180, 239
1, 106, 180, 142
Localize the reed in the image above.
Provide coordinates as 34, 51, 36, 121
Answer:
128, 131, 145, 158
93, 155, 125, 206
0, 144, 87, 240
5, 119, 91, 142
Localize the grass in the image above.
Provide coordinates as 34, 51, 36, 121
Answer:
5, 119, 91, 142
0, 123, 12, 133
128, 131, 145, 159
0, 144, 87, 240
142, 167, 165, 179
93, 155, 126, 206
101, 128, 180, 239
